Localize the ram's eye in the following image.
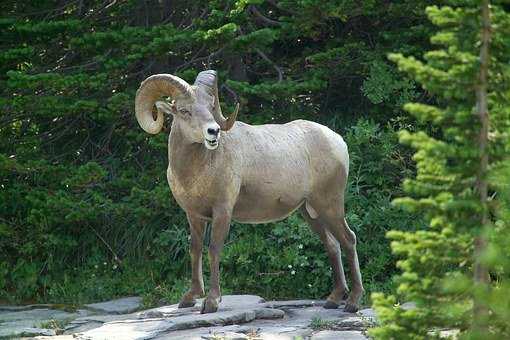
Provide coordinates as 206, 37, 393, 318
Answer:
179, 109, 191, 116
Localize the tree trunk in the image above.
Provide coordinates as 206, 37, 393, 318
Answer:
473, 0, 491, 333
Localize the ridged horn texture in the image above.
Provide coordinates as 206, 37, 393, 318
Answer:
194, 70, 238, 131
135, 74, 193, 134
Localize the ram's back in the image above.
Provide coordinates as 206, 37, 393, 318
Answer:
225, 120, 349, 223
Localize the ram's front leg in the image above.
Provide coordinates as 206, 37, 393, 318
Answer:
201, 207, 232, 314
178, 214, 206, 308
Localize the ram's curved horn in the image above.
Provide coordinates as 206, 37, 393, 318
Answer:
194, 70, 239, 131
135, 74, 193, 134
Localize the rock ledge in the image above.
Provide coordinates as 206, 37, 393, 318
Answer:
1, 295, 376, 340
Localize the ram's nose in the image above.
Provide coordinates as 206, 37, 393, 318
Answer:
204, 122, 221, 139
207, 127, 220, 136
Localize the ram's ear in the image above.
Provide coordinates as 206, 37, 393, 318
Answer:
155, 100, 177, 115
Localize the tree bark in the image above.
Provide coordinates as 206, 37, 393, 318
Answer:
224, 54, 248, 82
473, 0, 491, 333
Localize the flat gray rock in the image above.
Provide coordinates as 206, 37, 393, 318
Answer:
281, 305, 351, 328
0, 304, 54, 311
85, 296, 142, 314
153, 324, 254, 340
216, 294, 266, 308
139, 295, 266, 319
6, 295, 375, 340
0, 308, 77, 338
64, 319, 105, 334
263, 299, 325, 309
201, 331, 248, 339
14, 327, 57, 337
76, 306, 284, 340
312, 330, 367, 340
64, 311, 142, 334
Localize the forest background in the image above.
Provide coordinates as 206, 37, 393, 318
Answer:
0, 0, 459, 307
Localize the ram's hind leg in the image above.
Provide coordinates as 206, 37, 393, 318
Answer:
318, 207, 364, 313
300, 206, 348, 309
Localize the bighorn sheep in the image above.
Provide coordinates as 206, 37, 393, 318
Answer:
135, 70, 364, 313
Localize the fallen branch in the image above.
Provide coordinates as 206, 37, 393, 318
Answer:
255, 48, 283, 82
89, 225, 122, 265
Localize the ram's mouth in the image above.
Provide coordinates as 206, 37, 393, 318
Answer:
204, 138, 218, 150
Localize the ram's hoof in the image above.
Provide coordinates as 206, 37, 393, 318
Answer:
323, 289, 348, 309
344, 303, 359, 313
201, 296, 219, 314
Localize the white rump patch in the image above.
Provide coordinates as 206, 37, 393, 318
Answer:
305, 201, 318, 219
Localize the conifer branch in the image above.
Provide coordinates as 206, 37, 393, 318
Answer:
255, 48, 283, 82
266, 0, 296, 15
248, 5, 281, 27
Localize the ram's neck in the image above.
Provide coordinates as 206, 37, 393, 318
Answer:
168, 120, 211, 188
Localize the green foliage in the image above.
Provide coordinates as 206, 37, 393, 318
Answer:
310, 316, 337, 331
362, 60, 418, 107
483, 161, 510, 337
0, 0, 431, 305
39, 318, 72, 335
371, 2, 510, 339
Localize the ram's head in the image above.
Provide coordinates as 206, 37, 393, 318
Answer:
135, 70, 239, 150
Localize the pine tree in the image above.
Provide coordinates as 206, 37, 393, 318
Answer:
370, 0, 510, 339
